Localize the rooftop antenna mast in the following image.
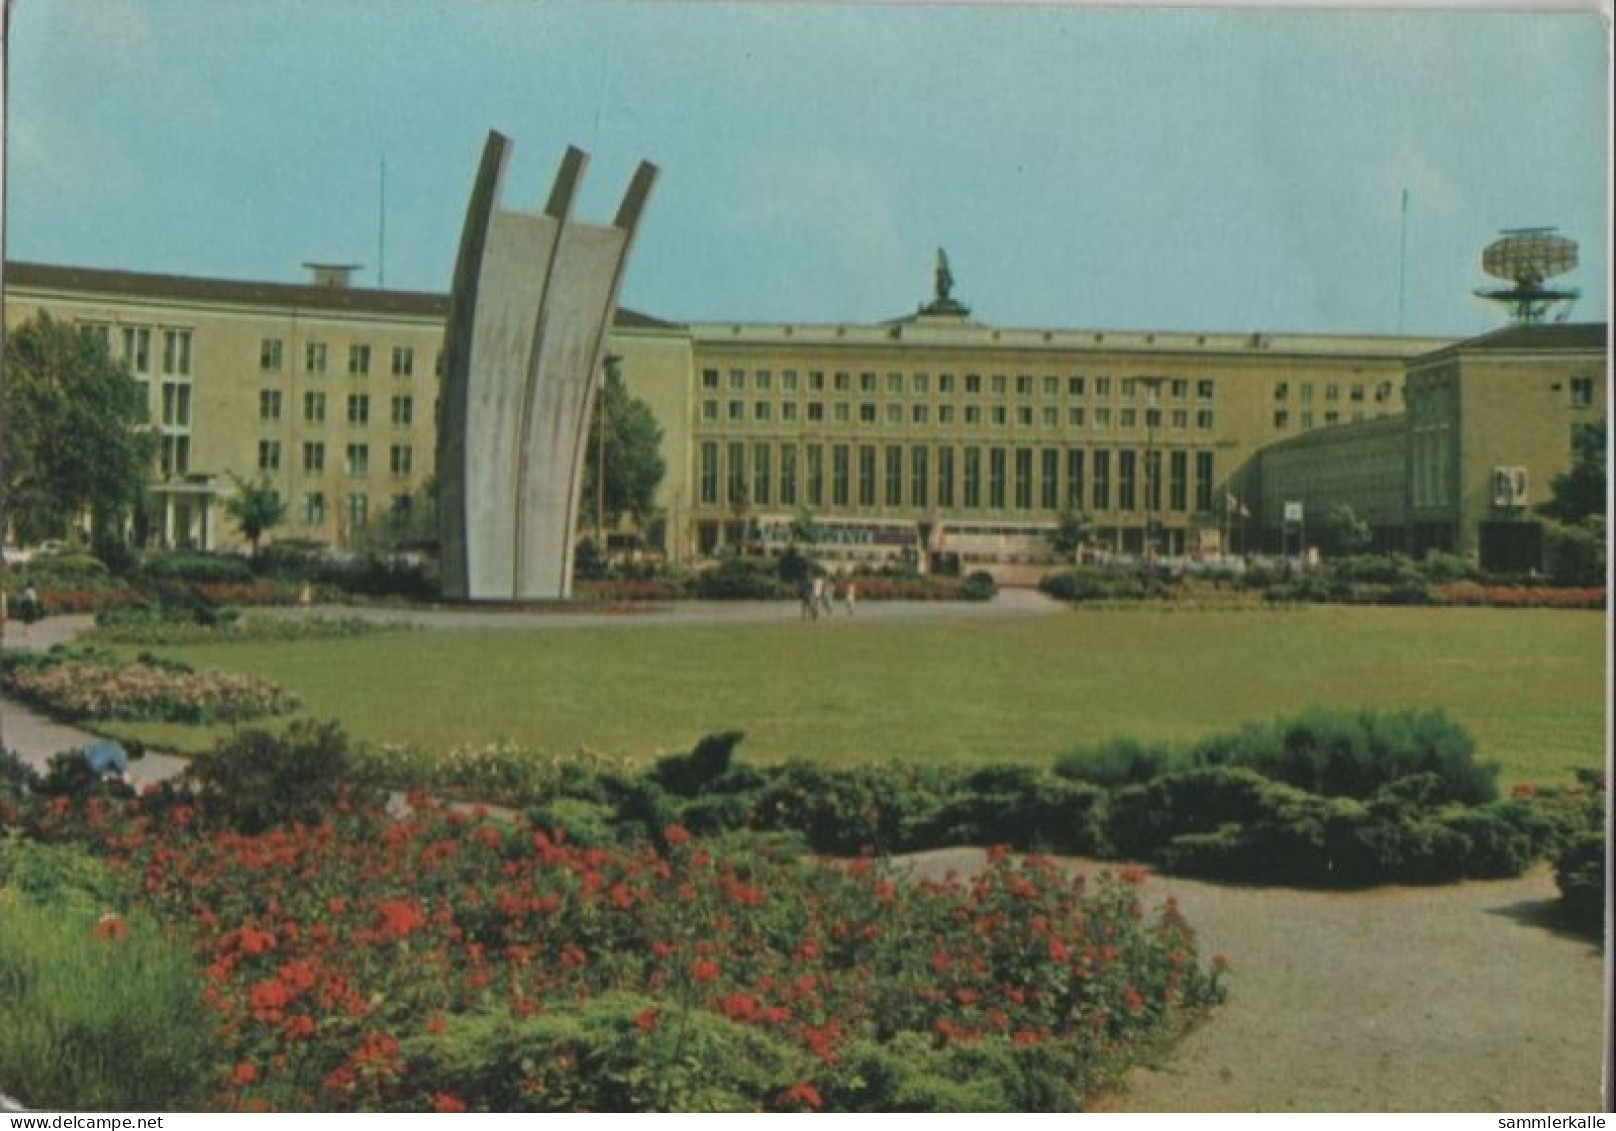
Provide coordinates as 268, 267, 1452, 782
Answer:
1396, 188, 1409, 332
377, 156, 387, 289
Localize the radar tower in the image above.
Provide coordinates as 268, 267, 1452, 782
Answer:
1474, 228, 1580, 325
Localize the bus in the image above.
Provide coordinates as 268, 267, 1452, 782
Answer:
749, 514, 922, 569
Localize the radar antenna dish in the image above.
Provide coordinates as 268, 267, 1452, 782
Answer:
1474, 228, 1580, 325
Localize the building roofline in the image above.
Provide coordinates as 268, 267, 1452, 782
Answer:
1408, 321, 1609, 366
686, 318, 1454, 360
3, 260, 681, 330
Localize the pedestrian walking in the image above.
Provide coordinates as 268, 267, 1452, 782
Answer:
810, 576, 824, 621
844, 578, 857, 617
819, 576, 834, 619
799, 576, 815, 621
20, 584, 41, 642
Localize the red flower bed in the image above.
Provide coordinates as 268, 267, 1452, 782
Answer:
195, 580, 304, 606
1432, 583, 1605, 609
31, 584, 144, 615
577, 579, 683, 603
39, 795, 1224, 1112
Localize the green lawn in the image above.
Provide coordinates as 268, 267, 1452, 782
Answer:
102, 606, 1606, 785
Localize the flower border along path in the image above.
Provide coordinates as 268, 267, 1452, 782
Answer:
909, 848, 1605, 1111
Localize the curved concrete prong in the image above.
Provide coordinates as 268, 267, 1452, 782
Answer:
438, 130, 514, 598
545, 146, 589, 221
614, 161, 659, 232
441, 134, 656, 601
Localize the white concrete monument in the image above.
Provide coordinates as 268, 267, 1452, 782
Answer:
438, 131, 656, 600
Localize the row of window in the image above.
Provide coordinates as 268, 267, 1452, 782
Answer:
258, 440, 415, 478
1274, 381, 1394, 404
697, 441, 1217, 515
700, 369, 1218, 401
260, 339, 438, 379
81, 324, 193, 377
259, 391, 417, 426
1274, 409, 1380, 430
296, 490, 418, 531
700, 400, 1216, 432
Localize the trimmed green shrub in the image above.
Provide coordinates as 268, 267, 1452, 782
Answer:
523, 798, 621, 848
1039, 567, 1148, 602
10, 552, 110, 584
309, 553, 438, 600
0, 749, 39, 815
1437, 802, 1558, 879
821, 1032, 1086, 1112
402, 993, 812, 1112
915, 766, 1106, 855
1552, 768, 1606, 934
34, 750, 135, 802
1105, 766, 1284, 860
743, 760, 957, 854
1555, 832, 1605, 934
139, 552, 255, 584
1055, 737, 1181, 787
1418, 551, 1476, 583
1189, 708, 1495, 805
184, 720, 379, 833
692, 557, 790, 599
648, 730, 744, 797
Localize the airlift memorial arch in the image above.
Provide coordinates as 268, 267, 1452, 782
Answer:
437, 131, 657, 600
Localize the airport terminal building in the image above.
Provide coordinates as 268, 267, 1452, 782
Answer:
3, 259, 1606, 571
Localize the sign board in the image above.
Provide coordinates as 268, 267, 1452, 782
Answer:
1283, 501, 1304, 523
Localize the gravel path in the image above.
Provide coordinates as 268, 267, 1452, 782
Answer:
906, 848, 1608, 1112
1, 615, 188, 785
260, 586, 1066, 631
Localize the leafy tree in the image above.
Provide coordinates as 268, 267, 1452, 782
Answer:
224, 474, 287, 557
359, 475, 439, 553
1317, 503, 1373, 558
1541, 419, 1606, 525
1052, 507, 1094, 561
578, 356, 666, 530
1, 313, 155, 548
789, 507, 823, 545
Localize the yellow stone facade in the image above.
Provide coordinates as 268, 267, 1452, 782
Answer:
24, 259, 1575, 565
1405, 324, 1608, 557
682, 311, 1441, 561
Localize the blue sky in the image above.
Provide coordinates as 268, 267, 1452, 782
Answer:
4, 1, 1609, 337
